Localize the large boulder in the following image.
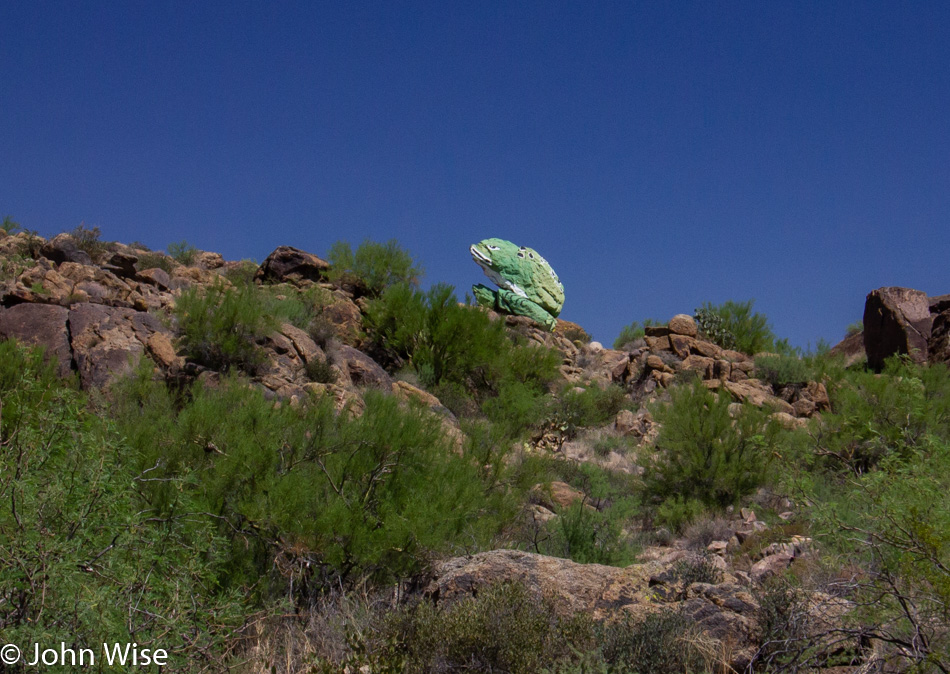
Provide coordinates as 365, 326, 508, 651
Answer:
863, 287, 932, 369
0, 303, 73, 376
39, 233, 92, 265
336, 345, 392, 390
255, 246, 329, 284
828, 330, 866, 367
426, 550, 761, 669
67, 303, 169, 389
930, 309, 950, 367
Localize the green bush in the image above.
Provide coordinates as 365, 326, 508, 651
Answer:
647, 379, 779, 509
112, 373, 507, 591
1, 214, 20, 233
175, 281, 278, 373
695, 300, 792, 356
845, 320, 863, 337
327, 239, 422, 297
613, 318, 659, 349
601, 610, 712, 673
0, 341, 245, 670
69, 223, 109, 261
167, 239, 199, 265
305, 354, 338, 384
222, 258, 259, 285
376, 581, 596, 673
136, 250, 176, 273
755, 353, 811, 388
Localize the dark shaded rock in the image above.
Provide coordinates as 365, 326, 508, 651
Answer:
0, 303, 73, 376
136, 267, 172, 291
863, 287, 932, 370
828, 330, 866, 368
39, 233, 92, 265
930, 310, 950, 366
104, 251, 138, 278
930, 294, 950, 314
337, 345, 392, 389
255, 246, 329, 284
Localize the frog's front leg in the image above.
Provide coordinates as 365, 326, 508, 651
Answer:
472, 284, 499, 310
495, 289, 557, 332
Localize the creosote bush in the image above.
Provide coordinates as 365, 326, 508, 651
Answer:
695, 299, 793, 356
327, 238, 422, 297
613, 318, 659, 349
648, 379, 780, 512
167, 239, 199, 265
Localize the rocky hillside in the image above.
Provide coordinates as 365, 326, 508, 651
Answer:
0, 227, 948, 673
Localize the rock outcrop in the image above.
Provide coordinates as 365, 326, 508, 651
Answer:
863, 287, 932, 369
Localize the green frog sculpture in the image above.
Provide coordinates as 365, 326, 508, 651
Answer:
470, 238, 564, 331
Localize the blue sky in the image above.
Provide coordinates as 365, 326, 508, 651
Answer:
2, 2, 948, 348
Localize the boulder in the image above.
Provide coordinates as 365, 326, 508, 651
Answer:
930, 310, 950, 366
337, 345, 392, 389
67, 303, 169, 389
863, 287, 932, 369
103, 251, 138, 278
39, 233, 92, 265
828, 330, 866, 368
930, 294, 950, 314
255, 246, 329, 284
426, 550, 761, 669
723, 380, 795, 415
531, 481, 587, 510
0, 303, 73, 376
136, 267, 172, 291
668, 314, 698, 337
319, 298, 363, 346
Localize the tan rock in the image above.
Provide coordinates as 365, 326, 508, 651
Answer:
532, 481, 587, 510
691, 339, 724, 358
770, 412, 808, 430
669, 334, 694, 358
146, 332, 181, 369
279, 323, 324, 364
792, 398, 816, 418
644, 334, 671, 351
392, 380, 443, 409
614, 409, 637, 435
681, 354, 715, 377
668, 314, 698, 337
803, 381, 830, 411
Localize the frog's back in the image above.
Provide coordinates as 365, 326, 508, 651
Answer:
518, 246, 564, 317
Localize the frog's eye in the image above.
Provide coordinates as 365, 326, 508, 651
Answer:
487, 245, 499, 251
550, 270, 557, 279
528, 253, 534, 259
517, 252, 525, 258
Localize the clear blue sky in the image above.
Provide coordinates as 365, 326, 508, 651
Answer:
3, 2, 948, 348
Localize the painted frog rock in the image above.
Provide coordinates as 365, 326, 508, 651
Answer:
470, 238, 564, 331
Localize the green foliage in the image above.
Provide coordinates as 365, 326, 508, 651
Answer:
755, 353, 811, 388
695, 299, 792, 356
112, 373, 506, 591
376, 582, 596, 673
600, 610, 711, 673
613, 318, 659, 349
561, 324, 592, 344
809, 359, 950, 474
845, 320, 863, 337
542, 500, 639, 566
305, 354, 338, 384
366, 282, 561, 434
648, 380, 780, 510
167, 239, 199, 265
655, 495, 706, 532
0, 342, 245, 669
222, 258, 259, 285
174, 281, 278, 373
1, 214, 20, 233
327, 239, 422, 297
136, 250, 176, 273
69, 223, 109, 261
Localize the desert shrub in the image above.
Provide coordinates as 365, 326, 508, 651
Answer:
175, 281, 277, 373
136, 250, 176, 272
69, 223, 109, 261
167, 239, 199, 265
683, 516, 736, 551
305, 355, 337, 384
223, 258, 259, 285
696, 300, 793, 356
845, 320, 863, 337
809, 358, 950, 474
1, 214, 20, 233
601, 610, 713, 673
647, 379, 780, 509
613, 318, 659, 349
655, 495, 707, 533
755, 353, 811, 388
669, 554, 724, 587
561, 324, 592, 343
0, 341, 246, 669
378, 581, 596, 673
366, 282, 561, 423
540, 501, 638, 566
112, 374, 506, 592
326, 238, 422, 297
